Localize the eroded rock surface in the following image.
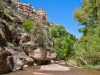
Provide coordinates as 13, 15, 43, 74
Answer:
22, 42, 57, 65
0, 47, 14, 74
0, 0, 57, 74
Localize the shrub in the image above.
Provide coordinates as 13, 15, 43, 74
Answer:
50, 24, 76, 60
30, 23, 47, 47
22, 19, 34, 32
73, 25, 100, 66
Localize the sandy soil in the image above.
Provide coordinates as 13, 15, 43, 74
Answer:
3, 63, 100, 75
40, 64, 70, 71
32, 64, 71, 75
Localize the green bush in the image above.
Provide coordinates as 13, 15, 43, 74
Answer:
50, 24, 76, 60
22, 19, 34, 32
30, 23, 48, 47
73, 25, 100, 66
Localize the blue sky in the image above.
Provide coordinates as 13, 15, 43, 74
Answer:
20, 0, 82, 38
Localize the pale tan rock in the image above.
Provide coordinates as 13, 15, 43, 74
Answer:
40, 64, 70, 71
22, 42, 57, 65
37, 8, 48, 21
20, 33, 31, 44
11, 0, 19, 3
11, 1, 48, 21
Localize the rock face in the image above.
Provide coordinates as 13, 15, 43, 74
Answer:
22, 42, 57, 65
11, 0, 19, 3
0, 0, 57, 74
0, 46, 32, 74
0, 6, 25, 73
14, 1, 48, 21
37, 8, 48, 21
20, 33, 31, 43
17, 2, 36, 17
12, 46, 34, 66
0, 47, 14, 74
10, 46, 27, 70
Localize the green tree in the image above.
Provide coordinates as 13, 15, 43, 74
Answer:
73, 0, 100, 68
50, 24, 76, 60
74, 0, 100, 25
74, 0, 100, 34
50, 24, 67, 40
22, 19, 34, 32
74, 25, 100, 65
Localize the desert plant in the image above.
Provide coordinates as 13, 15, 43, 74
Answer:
22, 19, 34, 32
30, 23, 47, 47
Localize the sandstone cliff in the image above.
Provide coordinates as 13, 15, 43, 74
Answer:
11, 0, 48, 21
0, 0, 56, 74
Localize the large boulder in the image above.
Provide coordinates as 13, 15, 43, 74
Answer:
20, 33, 31, 44
0, 47, 14, 74
9, 46, 25, 70
22, 42, 57, 65
24, 56, 34, 66
46, 49, 57, 60
0, 46, 34, 73
11, 46, 34, 69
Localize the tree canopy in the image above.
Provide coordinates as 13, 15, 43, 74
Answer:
50, 24, 76, 60
74, 0, 100, 26
73, 0, 100, 68
74, 0, 100, 35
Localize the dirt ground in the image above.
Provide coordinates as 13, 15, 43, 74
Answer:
2, 63, 100, 75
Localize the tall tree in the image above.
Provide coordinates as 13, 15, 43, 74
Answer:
50, 24, 76, 60
74, 0, 100, 34
73, 0, 100, 67
74, 0, 100, 25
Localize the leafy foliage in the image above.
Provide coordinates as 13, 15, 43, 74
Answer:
30, 23, 49, 47
74, 0, 100, 25
22, 19, 34, 32
50, 24, 68, 39
50, 24, 76, 60
74, 0, 100, 35
73, 0, 100, 68
74, 25, 100, 65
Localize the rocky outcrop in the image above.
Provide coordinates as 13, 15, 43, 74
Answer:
0, 15, 34, 72
0, 47, 14, 74
0, 18, 12, 46
11, 0, 19, 3
37, 8, 48, 21
17, 2, 36, 17
0, 0, 57, 74
22, 42, 57, 65
0, 46, 31, 74
20, 33, 31, 43
12, 0, 48, 21
11, 46, 34, 70
0, 7, 25, 73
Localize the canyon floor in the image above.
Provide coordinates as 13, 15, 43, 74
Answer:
2, 63, 100, 75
